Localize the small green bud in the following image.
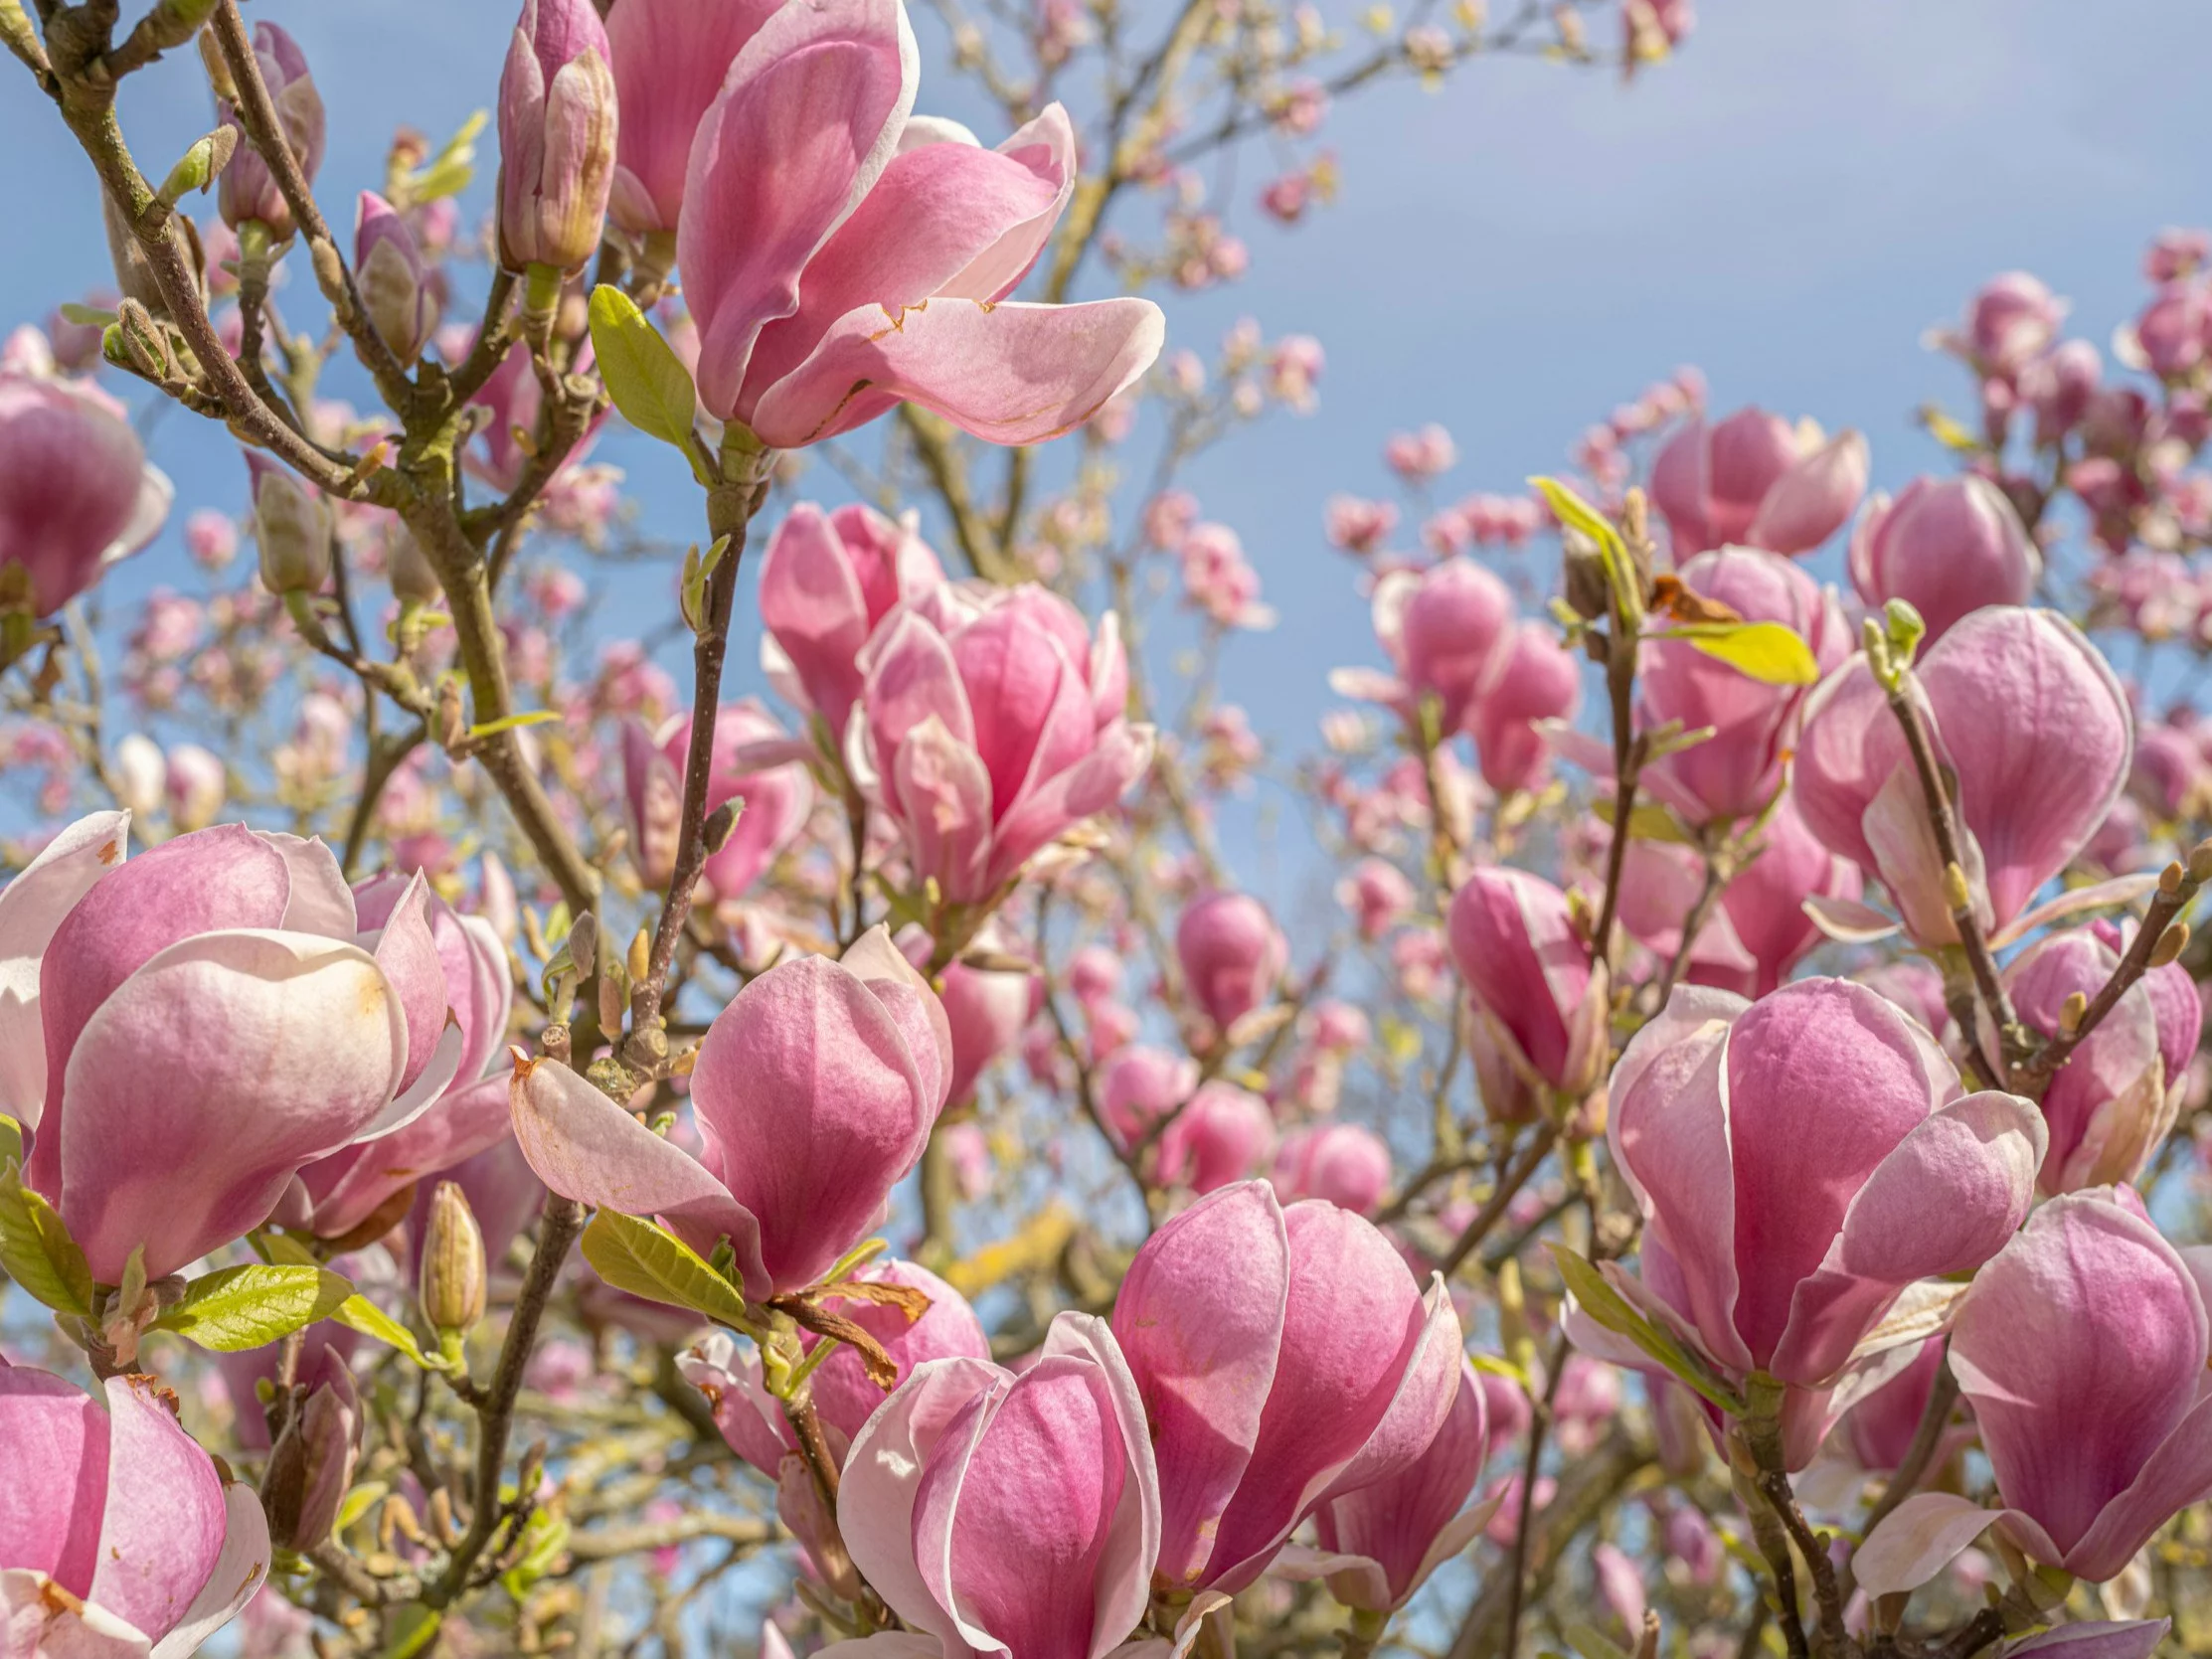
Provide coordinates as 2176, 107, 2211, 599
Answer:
417, 1180, 487, 1337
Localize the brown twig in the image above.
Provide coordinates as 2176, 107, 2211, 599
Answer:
1437, 1122, 1558, 1276
2020, 849, 2205, 1091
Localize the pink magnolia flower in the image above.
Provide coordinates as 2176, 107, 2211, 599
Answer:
1445, 867, 1609, 1096
917, 920, 1035, 1103
835, 1312, 1160, 1659
1098, 1046, 1197, 1150
1109, 1181, 1462, 1595
1271, 1121, 1392, 1216
675, 1, 1161, 447
1335, 858, 1416, 941
217, 23, 324, 238
1794, 606, 2132, 945
3, 814, 466, 1281
1848, 475, 2041, 644
1277, 1361, 1494, 1611
759, 500, 943, 745
1635, 546, 1846, 824
2005, 924, 2195, 1195
0, 372, 171, 617
1156, 1081, 1276, 1194
852, 582, 1151, 907
289, 873, 517, 1242
511, 928, 950, 1297
1935, 273, 2067, 378
1332, 558, 1513, 734
1650, 407, 1867, 556
621, 701, 814, 900
496, 0, 618, 273
1467, 622, 1581, 794
603, 0, 780, 240
1177, 890, 1287, 1035
678, 1258, 989, 1474
1583, 979, 2044, 1468
0, 1363, 270, 1655
1858, 1193, 2212, 1592
2021, 339, 2102, 444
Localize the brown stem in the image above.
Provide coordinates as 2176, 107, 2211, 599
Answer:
1880, 671, 2019, 1078
1593, 623, 1644, 966
1437, 1122, 1558, 1276
430, 1195, 585, 1605
1501, 1325, 1571, 1659
562, 1511, 770, 1563
1937, 1608, 2007, 1659
1654, 839, 1729, 1006
2021, 854, 2203, 1091
208, 0, 415, 411
627, 452, 773, 1059
1758, 1469, 1847, 1657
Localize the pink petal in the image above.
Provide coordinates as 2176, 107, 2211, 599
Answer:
0, 810, 127, 1129
363, 874, 450, 1098
747, 295, 1165, 448
145, 1481, 269, 1659
604, 0, 784, 234
759, 501, 875, 736
1853, 1491, 2001, 1598
1313, 1362, 1489, 1609
59, 930, 410, 1281
508, 1053, 764, 1282
809, 1259, 991, 1443
840, 926, 953, 1115
0, 1364, 110, 1594
88, 1376, 225, 1642
299, 1072, 513, 1241
890, 715, 996, 903
1111, 1181, 1288, 1587
982, 721, 1154, 894
679, 0, 918, 418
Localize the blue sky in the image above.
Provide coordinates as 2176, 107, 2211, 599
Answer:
4, 1, 2208, 851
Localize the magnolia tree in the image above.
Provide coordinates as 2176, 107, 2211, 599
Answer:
3, 0, 2211, 1657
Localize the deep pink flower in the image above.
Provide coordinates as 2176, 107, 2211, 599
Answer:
759, 500, 943, 744
1650, 407, 1867, 556
1176, 891, 1287, 1035
1848, 475, 2040, 644
1271, 1121, 1392, 1216
511, 928, 949, 1297
496, 0, 618, 272
621, 701, 814, 901
0, 373, 170, 617
1445, 867, 1609, 1096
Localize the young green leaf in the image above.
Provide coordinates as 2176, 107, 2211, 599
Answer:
580, 1208, 751, 1329
1549, 1244, 1745, 1415
329, 1293, 437, 1369
155, 1263, 353, 1351
588, 285, 700, 454
0, 1161, 92, 1316
1653, 619, 1820, 686
464, 709, 561, 741
500, 1510, 573, 1599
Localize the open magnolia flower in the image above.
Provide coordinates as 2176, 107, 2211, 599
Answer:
0, 813, 462, 1281
510, 926, 949, 1297
1, 1362, 269, 1656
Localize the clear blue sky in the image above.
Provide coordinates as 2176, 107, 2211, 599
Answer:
4, 1, 2208, 838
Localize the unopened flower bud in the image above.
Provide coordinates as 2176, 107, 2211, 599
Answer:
2150, 919, 2190, 968
2159, 860, 2186, 897
261, 1368, 360, 1552
247, 451, 330, 594
217, 22, 325, 239
704, 798, 742, 855
496, 0, 618, 274
355, 192, 436, 363
2058, 990, 2089, 1035
2191, 839, 2212, 887
386, 523, 441, 603
418, 1180, 487, 1335
112, 298, 174, 383
1560, 531, 1612, 622
565, 911, 598, 980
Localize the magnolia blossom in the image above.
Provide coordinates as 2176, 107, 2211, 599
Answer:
1155, 1081, 1276, 1194
1329, 557, 1512, 733
511, 928, 949, 1296
1848, 475, 2040, 643
1176, 890, 1287, 1035
0, 372, 171, 617
2, 814, 466, 1281
1581, 978, 2044, 1468
621, 701, 814, 900
1271, 1121, 1392, 1215
1635, 546, 1847, 824
1445, 867, 1609, 1097
289, 874, 516, 1241
496, 0, 618, 272
670, 0, 1161, 446
1794, 606, 2132, 944
1109, 1181, 1462, 1595
217, 23, 324, 238
760, 500, 943, 745
929, 923, 1036, 1104
2005, 924, 2196, 1194
1, 1363, 270, 1656
1650, 407, 1868, 557
1467, 622, 1581, 794
834, 1313, 1160, 1659
852, 583, 1151, 907
1858, 1193, 2212, 1592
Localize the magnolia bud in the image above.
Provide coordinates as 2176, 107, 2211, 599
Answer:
261, 1369, 360, 1552
565, 911, 598, 980
248, 452, 330, 594
704, 799, 742, 855
418, 1180, 487, 1336
496, 0, 618, 274
217, 23, 325, 239
355, 192, 436, 364
386, 524, 442, 603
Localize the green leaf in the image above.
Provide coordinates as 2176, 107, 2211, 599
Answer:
588, 285, 700, 452
1549, 1244, 1745, 1415
465, 709, 561, 741
1529, 474, 1638, 621
0, 1114, 20, 1167
1653, 620, 1819, 687
381, 1606, 442, 1659
403, 110, 487, 204
155, 1264, 352, 1351
500, 1509, 572, 1598
329, 1293, 436, 1369
1559, 1619, 1632, 1659
335, 1480, 390, 1535
58, 302, 117, 329
1918, 403, 1982, 455
581, 1209, 750, 1329
0, 1160, 92, 1316
1592, 796, 1691, 845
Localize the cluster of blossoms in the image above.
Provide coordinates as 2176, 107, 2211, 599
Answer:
14, 1, 2212, 1658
